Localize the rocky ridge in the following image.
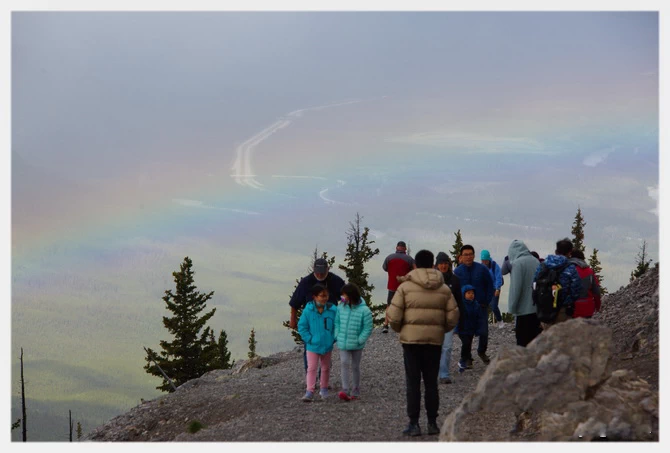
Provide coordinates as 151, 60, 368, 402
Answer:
86, 266, 659, 442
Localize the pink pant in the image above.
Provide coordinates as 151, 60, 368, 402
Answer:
306, 350, 332, 391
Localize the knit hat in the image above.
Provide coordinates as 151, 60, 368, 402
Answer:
480, 249, 491, 261
435, 252, 451, 265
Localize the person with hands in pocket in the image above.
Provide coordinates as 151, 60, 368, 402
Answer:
297, 283, 337, 402
334, 282, 373, 401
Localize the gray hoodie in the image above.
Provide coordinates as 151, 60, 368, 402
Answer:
507, 240, 540, 316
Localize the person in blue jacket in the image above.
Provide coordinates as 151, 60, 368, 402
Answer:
480, 249, 504, 329
297, 283, 337, 402
334, 282, 373, 401
455, 284, 483, 371
454, 245, 494, 365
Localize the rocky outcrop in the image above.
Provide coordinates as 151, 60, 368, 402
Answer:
440, 318, 658, 441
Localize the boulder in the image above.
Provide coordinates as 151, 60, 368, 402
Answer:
440, 318, 658, 441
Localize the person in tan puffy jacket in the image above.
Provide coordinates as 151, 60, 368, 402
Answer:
387, 249, 459, 437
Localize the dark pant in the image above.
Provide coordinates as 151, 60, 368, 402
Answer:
490, 293, 502, 322
515, 313, 542, 347
402, 344, 441, 425
459, 334, 474, 362
477, 306, 489, 354
384, 291, 396, 326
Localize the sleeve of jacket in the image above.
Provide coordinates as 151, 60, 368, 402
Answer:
566, 266, 582, 305
387, 286, 406, 333
297, 309, 311, 345
445, 291, 459, 333
382, 255, 389, 272
334, 308, 340, 341
501, 257, 512, 276
328, 274, 346, 304
451, 274, 462, 306
289, 277, 308, 310
358, 305, 374, 345
483, 266, 495, 305
493, 262, 503, 289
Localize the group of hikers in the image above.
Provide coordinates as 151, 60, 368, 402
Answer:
287, 237, 602, 437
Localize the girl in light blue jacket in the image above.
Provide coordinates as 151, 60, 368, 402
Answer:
334, 282, 373, 401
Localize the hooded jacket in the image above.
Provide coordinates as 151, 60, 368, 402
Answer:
334, 298, 374, 350
568, 258, 602, 318
387, 268, 459, 345
298, 301, 337, 355
456, 284, 482, 335
534, 254, 583, 309
507, 240, 540, 316
454, 261, 494, 307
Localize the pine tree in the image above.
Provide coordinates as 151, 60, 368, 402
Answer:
76, 422, 82, 441
282, 248, 336, 345
248, 328, 258, 359
571, 206, 587, 254
588, 248, 607, 295
217, 330, 234, 369
450, 229, 464, 264
630, 240, 653, 282
144, 257, 218, 392
338, 213, 382, 324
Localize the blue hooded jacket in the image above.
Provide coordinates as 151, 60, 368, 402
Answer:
298, 301, 337, 355
455, 284, 482, 336
534, 254, 582, 308
454, 261, 495, 306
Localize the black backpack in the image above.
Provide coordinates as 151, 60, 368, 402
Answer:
532, 262, 569, 323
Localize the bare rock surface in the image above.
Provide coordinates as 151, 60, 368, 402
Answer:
440, 319, 658, 441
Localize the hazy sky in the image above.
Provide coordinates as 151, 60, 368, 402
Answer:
5, 5, 664, 441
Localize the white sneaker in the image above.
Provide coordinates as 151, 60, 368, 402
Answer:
498, 321, 505, 329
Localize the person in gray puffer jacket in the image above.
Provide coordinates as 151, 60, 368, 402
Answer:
506, 239, 541, 347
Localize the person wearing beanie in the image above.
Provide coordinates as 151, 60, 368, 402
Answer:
434, 252, 461, 384
453, 245, 494, 364
480, 249, 504, 329
381, 241, 415, 333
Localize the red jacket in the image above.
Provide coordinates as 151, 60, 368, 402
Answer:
570, 258, 602, 318
382, 251, 415, 291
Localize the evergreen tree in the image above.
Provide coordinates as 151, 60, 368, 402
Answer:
216, 330, 234, 369
450, 229, 464, 264
338, 213, 382, 324
282, 248, 336, 345
248, 328, 258, 359
630, 240, 653, 282
144, 257, 218, 392
571, 206, 587, 254
588, 248, 607, 295
76, 422, 82, 441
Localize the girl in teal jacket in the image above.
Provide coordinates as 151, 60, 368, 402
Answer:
298, 283, 337, 401
334, 283, 373, 401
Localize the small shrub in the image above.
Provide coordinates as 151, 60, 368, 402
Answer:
187, 420, 205, 434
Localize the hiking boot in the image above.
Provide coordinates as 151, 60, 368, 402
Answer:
465, 359, 473, 369
478, 352, 491, 364
338, 391, 351, 401
427, 421, 440, 435
382, 325, 389, 333
402, 423, 421, 437
319, 388, 329, 399
439, 377, 452, 384
302, 391, 314, 402
458, 361, 467, 373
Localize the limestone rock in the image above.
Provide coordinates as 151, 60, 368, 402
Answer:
440, 318, 658, 441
